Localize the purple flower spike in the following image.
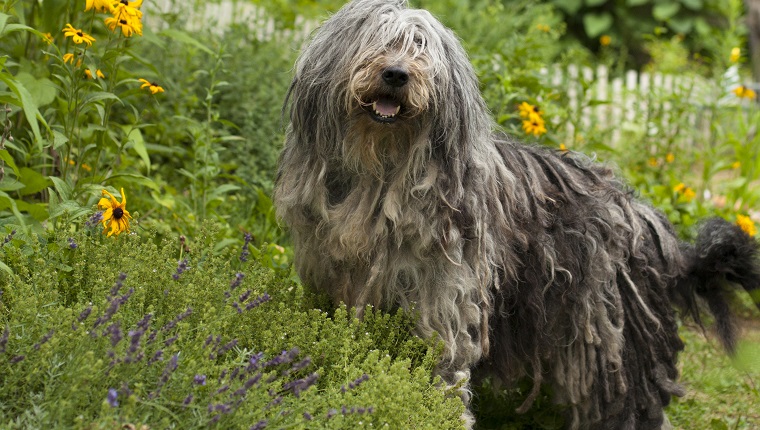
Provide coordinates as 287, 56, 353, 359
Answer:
107, 388, 119, 407
194, 374, 207, 386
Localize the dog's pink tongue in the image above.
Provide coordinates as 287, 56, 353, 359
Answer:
373, 98, 401, 116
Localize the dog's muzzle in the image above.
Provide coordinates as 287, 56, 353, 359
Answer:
362, 66, 408, 123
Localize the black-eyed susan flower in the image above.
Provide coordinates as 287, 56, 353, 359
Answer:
106, 0, 143, 37
518, 101, 542, 121
105, 16, 142, 37
98, 188, 132, 237
522, 118, 547, 137
732, 161, 741, 170
665, 153, 675, 163
559, 143, 568, 152
138, 78, 164, 95
733, 85, 757, 100
600, 35, 611, 46
736, 214, 757, 237
85, 0, 115, 12
62, 24, 96, 46
42, 33, 54, 44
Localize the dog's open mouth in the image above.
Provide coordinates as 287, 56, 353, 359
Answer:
364, 96, 402, 123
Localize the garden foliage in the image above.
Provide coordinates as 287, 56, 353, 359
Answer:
0, 0, 759, 428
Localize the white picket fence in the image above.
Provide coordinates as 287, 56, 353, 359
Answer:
144, 1, 318, 40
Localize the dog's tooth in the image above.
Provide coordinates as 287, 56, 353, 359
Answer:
394, 105, 400, 115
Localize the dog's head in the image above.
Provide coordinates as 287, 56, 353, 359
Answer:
286, 0, 491, 174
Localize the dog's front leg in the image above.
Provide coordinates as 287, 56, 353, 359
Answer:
410, 269, 488, 429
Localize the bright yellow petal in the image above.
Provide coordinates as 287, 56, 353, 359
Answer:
102, 189, 119, 207
119, 188, 127, 207
102, 207, 114, 222
98, 197, 113, 210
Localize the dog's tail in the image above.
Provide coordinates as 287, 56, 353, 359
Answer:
675, 217, 760, 353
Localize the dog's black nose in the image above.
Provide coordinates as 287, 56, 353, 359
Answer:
382, 67, 409, 87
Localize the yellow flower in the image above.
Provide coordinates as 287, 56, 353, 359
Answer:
62, 24, 95, 46
536, 24, 550, 33
106, 1, 144, 37
600, 35, 611, 46
647, 157, 658, 167
85, 0, 115, 12
98, 188, 132, 237
105, 15, 143, 37
522, 118, 547, 137
85, 69, 105, 79
559, 143, 568, 152
518, 101, 542, 120
736, 214, 757, 237
730, 47, 741, 63
138, 78, 165, 95
673, 183, 696, 202
665, 153, 674, 163
732, 161, 741, 170
43, 33, 54, 44
733, 85, 757, 100
81, 163, 92, 172
682, 187, 696, 202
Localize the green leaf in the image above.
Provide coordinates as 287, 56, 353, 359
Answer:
0, 260, 12, 276
122, 126, 150, 173
207, 184, 241, 201
105, 173, 160, 192
81, 91, 120, 106
0, 190, 26, 226
583, 12, 613, 38
18, 167, 51, 196
16, 200, 48, 221
679, 0, 703, 11
0, 70, 46, 146
0, 13, 41, 39
551, 0, 583, 14
15, 72, 57, 107
666, 15, 693, 33
653, 2, 681, 21
48, 176, 73, 200
0, 149, 20, 176
51, 130, 69, 151
0, 179, 24, 192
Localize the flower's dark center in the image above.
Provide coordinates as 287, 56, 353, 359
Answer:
121, 0, 129, 4
113, 208, 124, 219
120, 19, 127, 25
77, 31, 83, 37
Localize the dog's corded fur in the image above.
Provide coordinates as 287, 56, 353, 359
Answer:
273, 1, 760, 428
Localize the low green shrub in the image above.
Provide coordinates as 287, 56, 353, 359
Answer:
0, 223, 464, 429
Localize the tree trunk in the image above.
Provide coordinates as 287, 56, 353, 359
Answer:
746, 0, 760, 82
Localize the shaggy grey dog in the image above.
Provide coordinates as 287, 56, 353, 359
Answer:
274, 0, 760, 428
